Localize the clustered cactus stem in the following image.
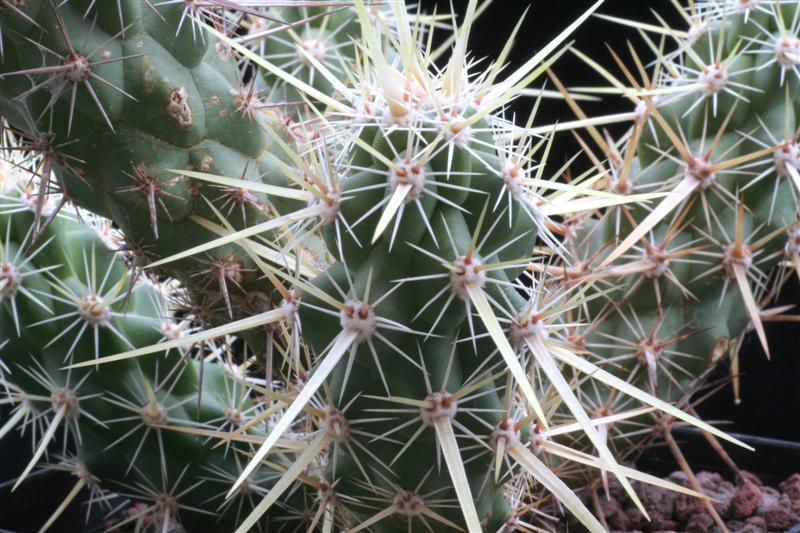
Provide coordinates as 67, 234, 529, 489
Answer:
0, 1, 798, 532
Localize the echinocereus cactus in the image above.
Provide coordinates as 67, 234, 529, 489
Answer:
0, 1, 797, 532
0, 0, 335, 327
0, 170, 298, 531
533, 1, 800, 527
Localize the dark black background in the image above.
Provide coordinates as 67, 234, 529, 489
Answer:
418, 0, 685, 133
1, 1, 798, 530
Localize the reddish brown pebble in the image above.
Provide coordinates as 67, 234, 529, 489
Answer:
649, 510, 678, 532
742, 515, 767, 533
675, 492, 706, 522
636, 481, 677, 517
780, 474, 800, 501
686, 512, 715, 533
758, 505, 798, 531
600, 497, 629, 531
696, 472, 734, 515
625, 507, 647, 530
732, 481, 763, 519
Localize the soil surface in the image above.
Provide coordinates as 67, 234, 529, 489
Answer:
592, 471, 800, 533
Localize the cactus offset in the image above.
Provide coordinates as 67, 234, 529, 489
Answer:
528, 2, 800, 525
0, 178, 294, 531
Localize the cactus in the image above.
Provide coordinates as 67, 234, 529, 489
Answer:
0, 174, 296, 531
0, 0, 330, 326
532, 1, 800, 525
0, 1, 798, 533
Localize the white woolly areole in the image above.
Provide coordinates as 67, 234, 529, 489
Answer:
315, 189, 341, 226
405, 77, 431, 109
529, 423, 545, 455
394, 492, 425, 517
420, 392, 458, 426
490, 420, 520, 449
215, 41, 233, 61
775, 142, 800, 177
297, 38, 326, 67
610, 176, 635, 195
724, 244, 753, 274
443, 118, 472, 149
320, 406, 350, 443
95, 223, 122, 249
775, 34, 800, 67
509, 310, 549, 347
141, 401, 168, 426
353, 94, 378, 122
315, 482, 333, 501
225, 407, 243, 426
786, 227, 800, 256
280, 292, 300, 325
635, 100, 648, 121
317, 482, 336, 505
500, 158, 526, 199
450, 255, 486, 299
685, 156, 716, 190
0, 262, 21, 297
383, 105, 409, 126
637, 339, 663, 367
65, 54, 91, 82
340, 300, 377, 342
391, 159, 426, 200
700, 63, 728, 95
78, 294, 109, 326
160, 321, 185, 341
644, 247, 671, 278
51, 388, 80, 419
20, 188, 57, 215
500, 158, 547, 213
248, 17, 268, 34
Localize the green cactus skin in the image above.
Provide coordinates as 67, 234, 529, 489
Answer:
254, 5, 360, 102
0, 195, 290, 532
0, 0, 311, 324
2, 3, 554, 531
1, 2, 597, 531
547, 0, 800, 500
291, 123, 538, 531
